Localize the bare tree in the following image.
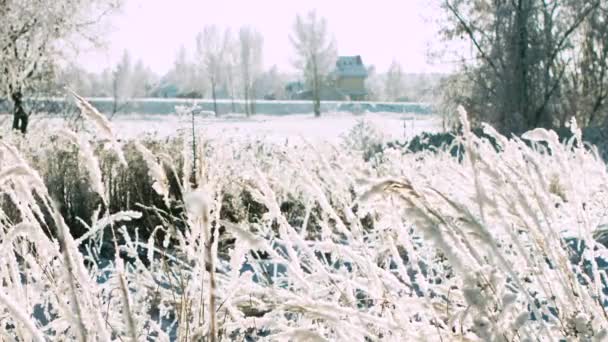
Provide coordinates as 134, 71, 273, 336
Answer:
441, 0, 600, 133
435, 73, 471, 132
255, 65, 288, 100
0, 0, 121, 134
110, 50, 132, 116
385, 60, 405, 102
169, 46, 200, 97
239, 26, 263, 116
290, 10, 336, 117
563, 1, 608, 127
196, 26, 229, 116
223, 31, 239, 113
364, 65, 383, 101
130, 59, 157, 98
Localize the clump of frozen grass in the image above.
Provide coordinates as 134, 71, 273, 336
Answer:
68, 88, 127, 166
59, 129, 106, 203
1, 94, 608, 340
134, 141, 170, 204
341, 118, 385, 152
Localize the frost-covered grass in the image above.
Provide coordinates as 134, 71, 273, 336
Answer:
1, 98, 608, 341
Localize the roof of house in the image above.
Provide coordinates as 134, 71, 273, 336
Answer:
334, 55, 368, 78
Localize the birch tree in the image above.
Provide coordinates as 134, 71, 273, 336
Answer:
196, 26, 229, 116
130, 60, 157, 98
385, 60, 404, 102
290, 10, 336, 117
170, 46, 201, 97
239, 26, 263, 116
224, 31, 239, 112
110, 50, 132, 115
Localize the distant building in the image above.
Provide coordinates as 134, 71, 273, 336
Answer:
285, 81, 305, 99
332, 55, 368, 101
286, 55, 369, 101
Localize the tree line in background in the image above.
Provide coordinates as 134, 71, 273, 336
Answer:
55, 24, 268, 117
52, 10, 443, 118
438, 0, 608, 134
56, 16, 441, 116
58, 52, 441, 104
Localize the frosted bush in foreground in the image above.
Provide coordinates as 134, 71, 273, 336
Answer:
0, 98, 608, 341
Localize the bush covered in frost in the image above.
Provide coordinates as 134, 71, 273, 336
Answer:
383, 122, 608, 163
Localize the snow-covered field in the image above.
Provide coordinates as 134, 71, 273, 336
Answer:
6, 111, 441, 143
108, 112, 440, 143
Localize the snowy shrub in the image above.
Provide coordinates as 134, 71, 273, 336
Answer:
341, 118, 385, 162
0, 97, 608, 341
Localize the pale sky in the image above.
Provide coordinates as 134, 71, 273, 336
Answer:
79, 0, 453, 75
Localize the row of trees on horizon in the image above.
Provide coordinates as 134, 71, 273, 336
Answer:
57, 38, 441, 110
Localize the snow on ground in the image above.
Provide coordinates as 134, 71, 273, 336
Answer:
109, 112, 441, 143
0, 111, 441, 143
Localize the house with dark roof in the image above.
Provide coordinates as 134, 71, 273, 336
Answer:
285, 55, 369, 101
332, 55, 368, 101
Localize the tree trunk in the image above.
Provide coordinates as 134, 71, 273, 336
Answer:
211, 79, 218, 116
112, 98, 118, 116
244, 83, 250, 117
11, 92, 28, 134
515, 0, 530, 131
313, 62, 321, 117
228, 74, 236, 113
249, 84, 256, 115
